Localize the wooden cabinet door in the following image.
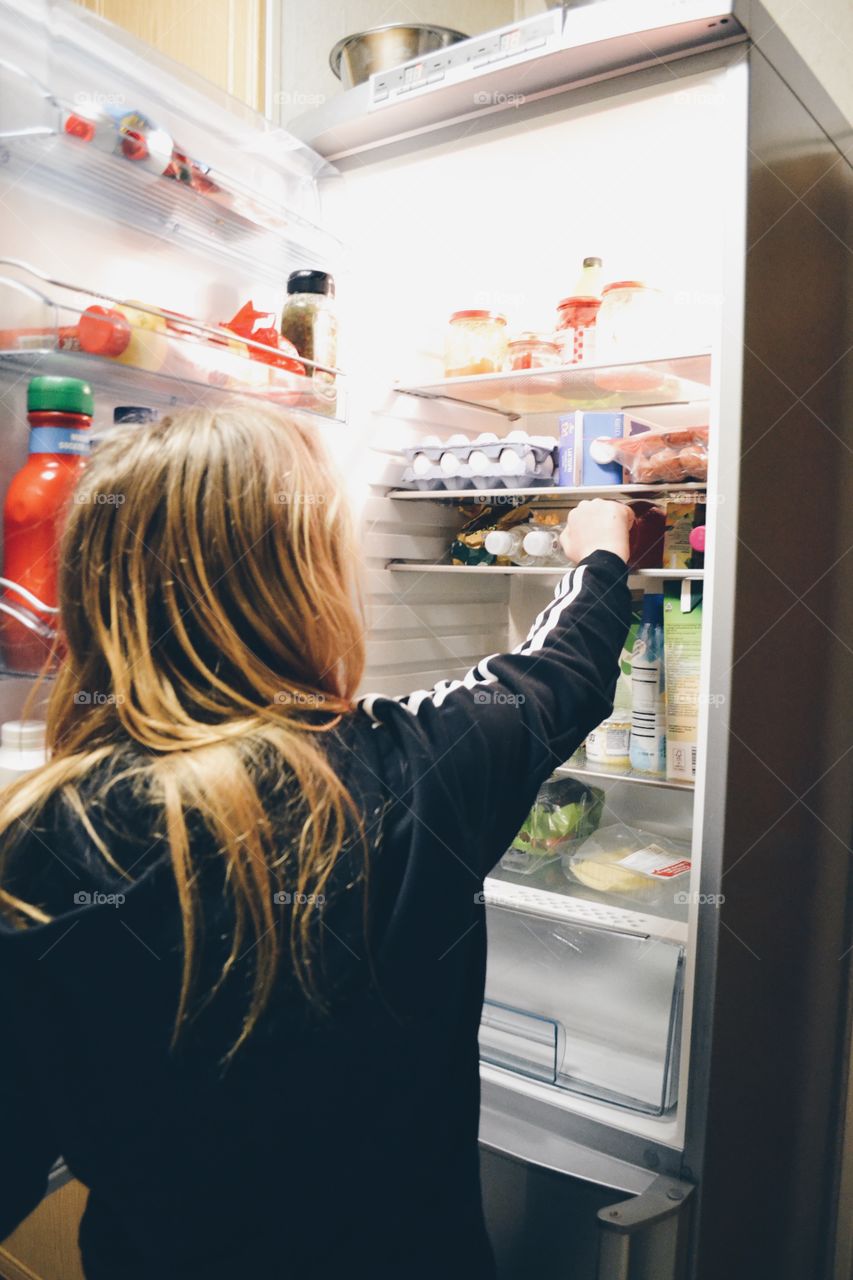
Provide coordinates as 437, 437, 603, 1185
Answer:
76, 0, 267, 111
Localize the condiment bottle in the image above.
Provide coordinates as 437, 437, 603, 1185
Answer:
2, 376, 93, 672
280, 269, 337, 411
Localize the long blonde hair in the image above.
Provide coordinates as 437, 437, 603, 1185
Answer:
0, 402, 366, 1056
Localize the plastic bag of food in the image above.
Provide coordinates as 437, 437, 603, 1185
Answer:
563, 823, 691, 899
589, 426, 708, 484
502, 777, 604, 875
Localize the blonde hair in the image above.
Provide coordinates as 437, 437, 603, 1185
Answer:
0, 402, 366, 1057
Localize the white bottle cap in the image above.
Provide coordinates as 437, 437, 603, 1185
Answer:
2, 720, 47, 751
485, 530, 514, 556
524, 529, 558, 557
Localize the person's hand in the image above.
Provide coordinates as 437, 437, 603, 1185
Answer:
560, 499, 634, 565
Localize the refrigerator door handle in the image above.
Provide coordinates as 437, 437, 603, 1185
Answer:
596, 1175, 694, 1280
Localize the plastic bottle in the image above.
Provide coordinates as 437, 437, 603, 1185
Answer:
629, 593, 666, 775
0, 720, 47, 786
484, 527, 535, 566
2, 377, 93, 672
522, 527, 565, 566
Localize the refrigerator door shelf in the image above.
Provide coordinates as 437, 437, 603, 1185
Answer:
0, 49, 340, 286
0, 266, 346, 425
394, 353, 711, 418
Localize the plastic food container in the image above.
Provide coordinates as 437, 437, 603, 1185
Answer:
398, 434, 557, 491
563, 823, 692, 901
445, 310, 507, 378
502, 777, 605, 876
506, 332, 562, 371
589, 426, 709, 485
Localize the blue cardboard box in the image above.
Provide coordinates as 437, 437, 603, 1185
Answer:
558, 412, 653, 486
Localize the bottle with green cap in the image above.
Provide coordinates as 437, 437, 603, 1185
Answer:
2, 376, 93, 672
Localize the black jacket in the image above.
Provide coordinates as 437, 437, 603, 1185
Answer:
0, 551, 630, 1279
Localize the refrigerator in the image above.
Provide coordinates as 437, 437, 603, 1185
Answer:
0, 2, 851, 1278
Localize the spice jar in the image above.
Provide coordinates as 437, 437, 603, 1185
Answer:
505, 332, 562, 371
280, 269, 337, 411
444, 310, 507, 378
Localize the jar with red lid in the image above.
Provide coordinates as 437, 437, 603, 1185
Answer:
505, 332, 562, 372
594, 281, 670, 391
444, 310, 507, 378
556, 256, 603, 365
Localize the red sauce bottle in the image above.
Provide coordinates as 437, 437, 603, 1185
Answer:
2, 377, 93, 672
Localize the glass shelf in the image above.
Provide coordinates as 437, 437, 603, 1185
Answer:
389, 482, 707, 502
387, 562, 705, 581
555, 763, 694, 792
395, 353, 712, 419
0, 263, 345, 423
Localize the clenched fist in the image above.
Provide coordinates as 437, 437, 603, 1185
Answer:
560, 499, 634, 566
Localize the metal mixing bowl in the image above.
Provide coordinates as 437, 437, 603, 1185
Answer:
330, 24, 468, 89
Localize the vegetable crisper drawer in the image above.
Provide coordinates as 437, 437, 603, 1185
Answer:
481, 904, 684, 1115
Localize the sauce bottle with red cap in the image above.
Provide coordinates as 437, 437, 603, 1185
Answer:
2, 376, 93, 672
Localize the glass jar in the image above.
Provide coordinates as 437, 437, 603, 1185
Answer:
280, 269, 337, 413
594, 281, 670, 391
444, 310, 507, 378
505, 332, 562, 371
556, 295, 601, 365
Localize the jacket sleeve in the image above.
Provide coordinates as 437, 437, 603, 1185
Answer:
359, 549, 632, 876
0, 1020, 59, 1241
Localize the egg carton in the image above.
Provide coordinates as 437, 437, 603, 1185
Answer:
398, 431, 557, 491
400, 471, 557, 492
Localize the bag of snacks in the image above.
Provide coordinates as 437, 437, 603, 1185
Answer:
589, 426, 708, 484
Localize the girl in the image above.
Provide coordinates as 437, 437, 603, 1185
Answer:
0, 403, 632, 1279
